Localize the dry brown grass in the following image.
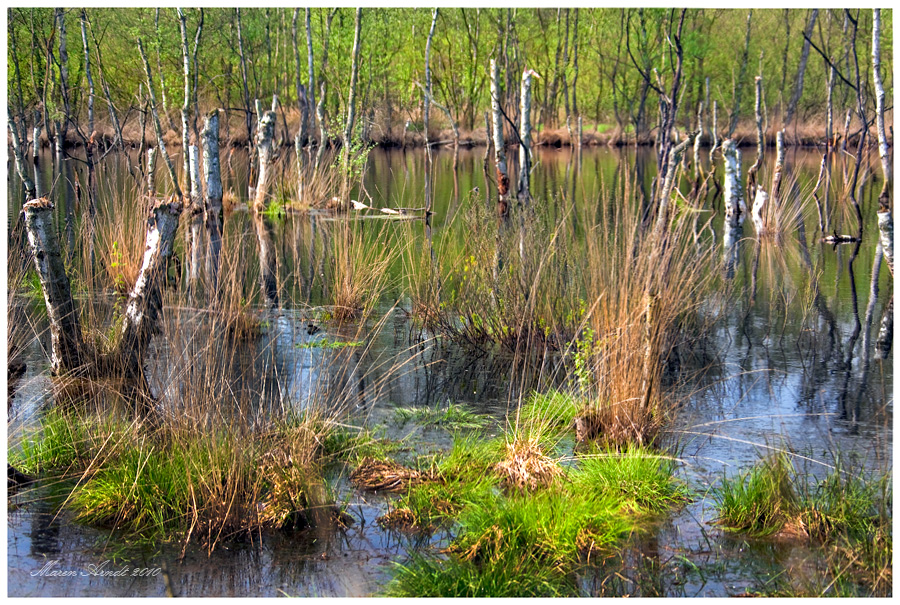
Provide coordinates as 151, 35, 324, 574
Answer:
495, 437, 562, 491
350, 457, 423, 492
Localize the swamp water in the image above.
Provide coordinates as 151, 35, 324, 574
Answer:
7, 146, 892, 596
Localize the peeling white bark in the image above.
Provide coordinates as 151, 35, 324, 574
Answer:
518, 69, 536, 204
202, 110, 223, 291
722, 139, 744, 225
188, 145, 203, 285
490, 59, 509, 215
118, 197, 183, 374
23, 198, 84, 374
8, 115, 36, 200
254, 109, 277, 211
872, 9, 891, 204
751, 187, 769, 233
878, 209, 893, 275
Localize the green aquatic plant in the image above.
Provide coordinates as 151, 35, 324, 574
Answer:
393, 403, 491, 430
714, 453, 800, 537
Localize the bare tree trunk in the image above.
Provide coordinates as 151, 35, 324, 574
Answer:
178, 8, 192, 195
9, 116, 36, 201
118, 197, 183, 378
202, 110, 223, 293
138, 38, 183, 201
878, 207, 893, 275
305, 9, 317, 141
88, 15, 127, 164
8, 14, 28, 146
254, 106, 277, 212
722, 139, 744, 225
253, 213, 279, 308
342, 8, 363, 186
875, 297, 892, 360
32, 110, 41, 163
79, 10, 94, 138
490, 58, 510, 218
424, 8, 438, 148
188, 145, 203, 289
236, 8, 253, 149
771, 128, 786, 203
55, 8, 71, 149
653, 133, 696, 241
784, 9, 819, 130
709, 100, 719, 157
872, 9, 891, 206
315, 9, 337, 171
155, 9, 171, 132
693, 102, 704, 180
147, 147, 157, 197
518, 68, 536, 204
293, 9, 309, 203
23, 199, 84, 374
726, 10, 752, 138
746, 76, 764, 198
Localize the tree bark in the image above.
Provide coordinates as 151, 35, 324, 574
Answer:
254, 107, 277, 212
872, 9, 891, 206
784, 9, 818, 129
55, 8, 71, 150
9, 116, 37, 201
202, 110, 224, 293
118, 197, 183, 378
178, 8, 192, 195
424, 8, 438, 148
722, 139, 744, 225
23, 198, 84, 374
147, 147, 157, 197
746, 76, 764, 198
518, 68, 536, 204
653, 132, 696, 241
314, 9, 337, 171
342, 8, 363, 184
79, 10, 94, 138
726, 10, 752, 138
305, 9, 317, 141
875, 297, 892, 360
490, 58, 509, 217
138, 38, 183, 201
32, 110, 41, 163
188, 145, 203, 288
235, 8, 253, 149
878, 208, 893, 276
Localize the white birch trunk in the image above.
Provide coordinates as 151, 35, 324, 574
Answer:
23, 198, 85, 374
32, 110, 41, 162
878, 208, 893, 275
518, 69, 536, 204
138, 38, 183, 201
693, 102, 704, 180
490, 59, 510, 215
202, 111, 223, 292
771, 129, 785, 203
722, 139, 744, 225
188, 145, 203, 286
147, 147, 158, 197
653, 133, 696, 239
875, 298, 892, 360
254, 109, 277, 212
118, 197, 183, 375
872, 9, 891, 204
80, 11, 94, 137
751, 188, 769, 234
342, 8, 363, 181
8, 116, 36, 201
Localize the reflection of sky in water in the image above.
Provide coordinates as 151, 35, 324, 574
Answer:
7, 146, 891, 597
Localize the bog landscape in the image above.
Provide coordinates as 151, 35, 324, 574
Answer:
6, 7, 893, 597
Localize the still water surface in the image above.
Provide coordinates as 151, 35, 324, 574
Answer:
7, 145, 892, 596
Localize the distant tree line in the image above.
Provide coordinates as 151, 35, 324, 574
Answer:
6, 8, 893, 147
